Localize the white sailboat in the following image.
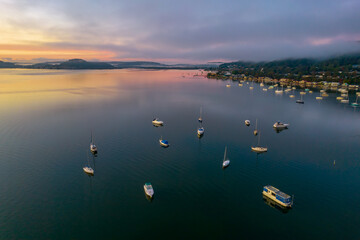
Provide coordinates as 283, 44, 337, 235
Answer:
198, 107, 203, 123
83, 154, 94, 175
197, 126, 204, 136
222, 146, 230, 168
90, 132, 97, 154
296, 93, 304, 104
251, 132, 268, 153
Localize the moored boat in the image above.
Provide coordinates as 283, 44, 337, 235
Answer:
262, 185, 293, 208
245, 120, 250, 126
152, 118, 164, 126
144, 183, 154, 198
159, 137, 169, 147
197, 127, 204, 136
273, 122, 289, 129
222, 146, 230, 168
83, 166, 94, 175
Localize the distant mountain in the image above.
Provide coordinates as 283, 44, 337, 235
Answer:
0, 60, 17, 68
0, 58, 215, 70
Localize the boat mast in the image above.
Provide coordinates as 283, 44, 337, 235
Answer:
223, 146, 227, 162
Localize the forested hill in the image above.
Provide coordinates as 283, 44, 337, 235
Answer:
219, 53, 360, 81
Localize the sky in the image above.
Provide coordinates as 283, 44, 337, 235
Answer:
0, 0, 360, 64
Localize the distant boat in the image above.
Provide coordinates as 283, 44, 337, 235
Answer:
226, 84, 231, 88
197, 126, 204, 136
251, 132, 267, 153
253, 119, 258, 136
260, 83, 264, 87
238, 83, 243, 87
198, 107, 203, 123
83, 154, 94, 175
292, 87, 296, 90
351, 95, 359, 107
273, 122, 289, 129
222, 146, 230, 168
289, 95, 295, 98
245, 120, 250, 126
275, 86, 283, 94
300, 91, 306, 95
159, 136, 169, 147
144, 183, 154, 198
262, 185, 293, 208
296, 94, 304, 104
83, 166, 94, 175
152, 118, 164, 126
263, 88, 268, 91
90, 132, 97, 154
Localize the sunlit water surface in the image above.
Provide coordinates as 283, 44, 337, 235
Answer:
0, 69, 359, 239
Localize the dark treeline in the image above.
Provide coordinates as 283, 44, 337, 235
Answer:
219, 53, 360, 83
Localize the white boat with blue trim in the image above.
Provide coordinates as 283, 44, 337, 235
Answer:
197, 127, 204, 136
262, 185, 293, 208
159, 137, 169, 147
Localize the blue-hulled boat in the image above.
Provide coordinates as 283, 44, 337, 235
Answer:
159, 137, 169, 147
262, 185, 293, 208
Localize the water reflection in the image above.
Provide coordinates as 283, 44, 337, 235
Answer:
263, 196, 291, 214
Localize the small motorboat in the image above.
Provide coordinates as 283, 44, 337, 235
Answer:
226, 84, 231, 88
245, 120, 250, 126
144, 183, 154, 198
197, 127, 204, 136
83, 166, 94, 175
289, 95, 295, 98
152, 118, 164, 126
296, 99, 304, 104
273, 122, 289, 129
159, 137, 169, 147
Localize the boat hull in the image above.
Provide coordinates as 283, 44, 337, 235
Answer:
251, 147, 267, 153
262, 191, 291, 208
222, 160, 230, 168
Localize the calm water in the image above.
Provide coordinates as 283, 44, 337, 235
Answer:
0, 69, 359, 239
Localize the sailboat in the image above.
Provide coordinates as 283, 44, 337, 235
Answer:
296, 93, 304, 104
275, 86, 283, 94
159, 136, 169, 147
251, 132, 268, 153
253, 119, 258, 136
83, 154, 94, 175
197, 126, 204, 136
222, 146, 230, 168
351, 95, 359, 107
90, 132, 98, 154
198, 107, 203, 123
